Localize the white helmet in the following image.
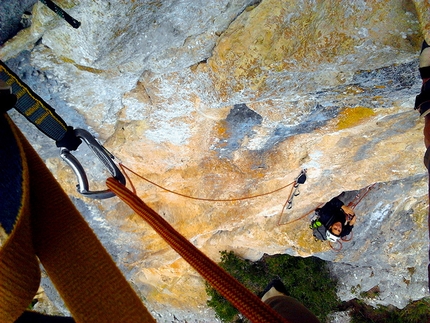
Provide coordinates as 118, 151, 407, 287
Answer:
326, 230, 340, 242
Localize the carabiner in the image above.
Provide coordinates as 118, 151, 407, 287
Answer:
59, 128, 126, 199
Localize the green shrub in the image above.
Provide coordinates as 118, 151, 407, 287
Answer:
205, 250, 340, 322
346, 298, 430, 323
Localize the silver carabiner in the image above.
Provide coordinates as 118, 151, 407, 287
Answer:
59, 128, 126, 199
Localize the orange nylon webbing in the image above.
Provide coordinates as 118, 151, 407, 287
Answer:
106, 178, 291, 323
0, 117, 156, 323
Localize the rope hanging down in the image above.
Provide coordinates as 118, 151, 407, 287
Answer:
106, 178, 291, 323
328, 233, 353, 252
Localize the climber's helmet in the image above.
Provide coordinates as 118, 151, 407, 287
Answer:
326, 230, 340, 242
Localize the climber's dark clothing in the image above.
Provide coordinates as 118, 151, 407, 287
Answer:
317, 197, 353, 238
264, 296, 321, 323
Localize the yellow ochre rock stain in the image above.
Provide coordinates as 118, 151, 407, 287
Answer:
337, 106, 375, 130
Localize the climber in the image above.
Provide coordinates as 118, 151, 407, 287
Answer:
315, 196, 356, 242
416, 40, 430, 153
255, 279, 321, 323
415, 39, 430, 290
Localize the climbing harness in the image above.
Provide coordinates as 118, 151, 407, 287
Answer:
39, 0, 81, 29
0, 60, 124, 199
0, 114, 155, 322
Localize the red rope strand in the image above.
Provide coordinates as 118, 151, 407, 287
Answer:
106, 177, 291, 323
119, 163, 294, 202
347, 183, 376, 209
277, 182, 296, 225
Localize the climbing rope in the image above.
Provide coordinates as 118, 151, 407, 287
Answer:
280, 203, 325, 226
347, 183, 377, 209
120, 164, 311, 232
277, 169, 308, 225
328, 232, 353, 252
328, 240, 343, 252
119, 163, 297, 202
106, 178, 291, 323
327, 184, 376, 252
286, 169, 307, 210
120, 163, 375, 253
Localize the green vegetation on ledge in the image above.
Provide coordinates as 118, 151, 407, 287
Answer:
205, 250, 339, 322
343, 298, 430, 323
205, 251, 430, 323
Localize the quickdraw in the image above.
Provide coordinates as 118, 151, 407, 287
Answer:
0, 60, 125, 198
287, 169, 307, 209
277, 169, 307, 225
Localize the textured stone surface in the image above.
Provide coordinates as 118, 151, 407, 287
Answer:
1, 0, 430, 321
0, 0, 37, 45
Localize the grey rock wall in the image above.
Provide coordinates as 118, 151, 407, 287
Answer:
1, 0, 429, 322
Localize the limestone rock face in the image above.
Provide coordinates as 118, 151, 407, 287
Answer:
1, 0, 430, 321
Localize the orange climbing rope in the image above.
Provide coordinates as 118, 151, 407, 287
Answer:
328, 184, 376, 251
119, 163, 295, 202
120, 164, 309, 232
278, 203, 325, 226
347, 183, 376, 208
106, 177, 291, 323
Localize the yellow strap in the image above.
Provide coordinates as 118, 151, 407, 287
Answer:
0, 116, 155, 323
